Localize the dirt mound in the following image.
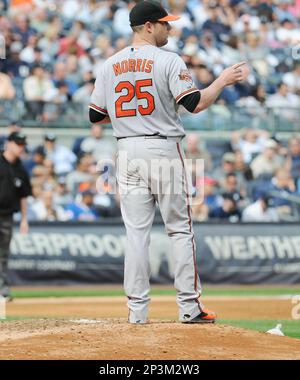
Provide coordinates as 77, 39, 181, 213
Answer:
0, 319, 299, 360
1, 295, 299, 360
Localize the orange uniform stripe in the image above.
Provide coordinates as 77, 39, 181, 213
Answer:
89, 103, 108, 115
176, 142, 202, 314
176, 88, 200, 103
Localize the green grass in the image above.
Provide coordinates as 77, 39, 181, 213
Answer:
11, 287, 300, 299
0, 316, 33, 322
220, 319, 300, 339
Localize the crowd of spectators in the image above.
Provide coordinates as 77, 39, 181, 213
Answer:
190, 130, 300, 222
1, 120, 300, 222
0, 120, 120, 221
0, 0, 300, 125
0, 0, 300, 222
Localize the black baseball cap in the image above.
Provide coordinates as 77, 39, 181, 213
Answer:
8, 132, 27, 145
129, 1, 180, 27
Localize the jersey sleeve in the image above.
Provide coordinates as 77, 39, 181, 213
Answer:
167, 55, 200, 104
89, 66, 108, 116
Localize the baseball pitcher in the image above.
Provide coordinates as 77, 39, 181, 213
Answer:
89, 0, 247, 324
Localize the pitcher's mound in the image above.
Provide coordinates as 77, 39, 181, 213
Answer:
1, 319, 299, 360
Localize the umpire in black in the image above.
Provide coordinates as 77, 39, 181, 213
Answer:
0, 132, 32, 300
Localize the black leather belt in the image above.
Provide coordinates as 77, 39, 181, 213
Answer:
117, 134, 167, 141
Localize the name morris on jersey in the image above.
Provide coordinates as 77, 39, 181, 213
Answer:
113, 59, 154, 76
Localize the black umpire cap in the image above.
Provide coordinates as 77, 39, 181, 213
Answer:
129, 0, 180, 27
7, 132, 27, 145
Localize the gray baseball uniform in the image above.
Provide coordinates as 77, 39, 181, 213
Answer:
90, 45, 203, 323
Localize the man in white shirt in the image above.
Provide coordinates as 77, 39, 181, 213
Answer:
250, 139, 282, 178
242, 196, 279, 222
282, 62, 300, 95
41, 133, 77, 176
266, 82, 300, 122
231, 128, 269, 164
23, 65, 54, 102
80, 123, 115, 162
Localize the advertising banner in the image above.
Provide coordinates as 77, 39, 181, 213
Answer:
8, 222, 300, 285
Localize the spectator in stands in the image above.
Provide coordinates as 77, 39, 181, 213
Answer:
232, 13, 261, 35
61, 0, 82, 20
30, 6, 49, 34
58, 31, 86, 58
209, 193, 241, 222
21, 45, 51, 72
213, 152, 246, 191
43, 80, 70, 120
185, 133, 212, 172
23, 65, 54, 120
12, 14, 36, 46
268, 168, 296, 210
221, 35, 242, 66
231, 128, 269, 164
30, 189, 68, 221
197, 31, 225, 75
38, 133, 77, 176
44, 80, 70, 104
0, 72, 16, 100
242, 195, 280, 222
276, 18, 300, 45
236, 84, 267, 119
240, 32, 271, 77
193, 64, 214, 90
250, 139, 282, 179
168, 0, 194, 32
274, 0, 297, 23
0, 0, 8, 12
53, 177, 73, 208
266, 82, 300, 123
31, 164, 56, 191
66, 154, 95, 195
73, 78, 95, 106
23, 146, 46, 176
80, 123, 115, 162
196, 176, 221, 210
65, 189, 100, 221
192, 198, 209, 222
52, 62, 78, 97
234, 149, 253, 182
113, 0, 137, 38
37, 20, 60, 59
285, 136, 300, 181
282, 61, 300, 95
19, 34, 38, 64
202, 2, 231, 42
220, 173, 246, 202
64, 54, 82, 87
4, 41, 30, 78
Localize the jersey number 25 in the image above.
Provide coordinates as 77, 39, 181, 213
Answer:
115, 79, 155, 118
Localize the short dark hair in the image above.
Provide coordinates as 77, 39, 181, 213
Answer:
226, 173, 237, 179
131, 24, 144, 33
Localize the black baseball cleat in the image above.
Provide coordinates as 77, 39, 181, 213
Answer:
182, 309, 217, 324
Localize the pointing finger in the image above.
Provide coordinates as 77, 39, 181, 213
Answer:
233, 61, 247, 69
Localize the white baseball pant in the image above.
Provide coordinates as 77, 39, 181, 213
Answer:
116, 136, 203, 323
